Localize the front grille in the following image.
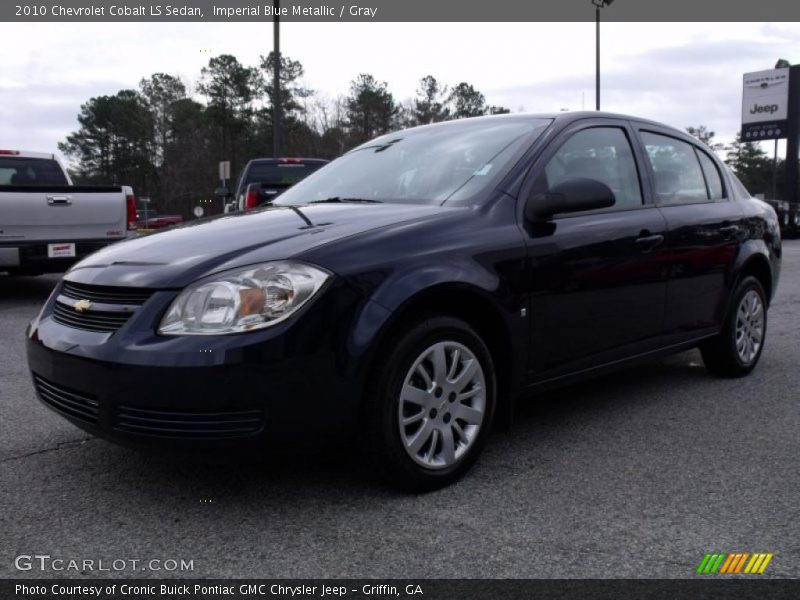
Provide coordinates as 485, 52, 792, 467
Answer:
61, 281, 153, 305
53, 281, 153, 333
115, 406, 265, 439
33, 374, 99, 425
53, 302, 132, 333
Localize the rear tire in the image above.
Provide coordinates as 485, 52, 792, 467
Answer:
362, 315, 496, 491
701, 276, 767, 377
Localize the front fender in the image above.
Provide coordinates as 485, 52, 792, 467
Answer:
345, 261, 501, 371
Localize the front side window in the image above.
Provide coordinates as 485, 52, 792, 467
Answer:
536, 126, 643, 211
641, 132, 713, 205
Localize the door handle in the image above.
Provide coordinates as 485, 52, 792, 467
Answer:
635, 233, 664, 252
47, 195, 72, 205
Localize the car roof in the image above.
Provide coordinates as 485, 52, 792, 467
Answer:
543, 110, 693, 135
447, 110, 685, 133
401, 111, 692, 141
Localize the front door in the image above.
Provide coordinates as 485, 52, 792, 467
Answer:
522, 121, 669, 381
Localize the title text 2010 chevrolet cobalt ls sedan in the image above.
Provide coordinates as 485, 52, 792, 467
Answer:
27, 113, 781, 490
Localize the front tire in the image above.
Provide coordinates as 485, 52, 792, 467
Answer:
362, 316, 496, 491
701, 276, 767, 377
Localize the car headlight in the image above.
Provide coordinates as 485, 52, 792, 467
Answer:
158, 262, 330, 335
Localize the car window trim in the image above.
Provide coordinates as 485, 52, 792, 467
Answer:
518, 118, 652, 222
693, 146, 714, 201
694, 145, 729, 202
636, 127, 730, 208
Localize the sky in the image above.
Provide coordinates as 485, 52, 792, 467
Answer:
1, 21, 798, 163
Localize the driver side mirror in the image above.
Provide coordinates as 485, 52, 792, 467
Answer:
525, 177, 615, 222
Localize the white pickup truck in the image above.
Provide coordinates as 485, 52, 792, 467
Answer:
0, 150, 136, 275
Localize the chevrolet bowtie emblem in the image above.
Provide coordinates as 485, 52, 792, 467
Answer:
74, 299, 92, 312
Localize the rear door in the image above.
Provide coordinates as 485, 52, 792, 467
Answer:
522, 119, 669, 380
634, 127, 745, 341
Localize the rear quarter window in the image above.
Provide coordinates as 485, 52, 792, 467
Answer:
696, 150, 726, 200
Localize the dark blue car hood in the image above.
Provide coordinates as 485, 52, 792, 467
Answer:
66, 203, 455, 288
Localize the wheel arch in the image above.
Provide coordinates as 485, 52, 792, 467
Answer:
354, 282, 523, 432
734, 246, 774, 305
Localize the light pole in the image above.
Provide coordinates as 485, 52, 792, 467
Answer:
272, 0, 282, 158
592, 0, 614, 111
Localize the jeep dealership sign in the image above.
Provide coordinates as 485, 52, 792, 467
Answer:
741, 68, 790, 141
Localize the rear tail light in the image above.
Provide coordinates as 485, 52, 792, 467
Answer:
126, 194, 137, 230
244, 188, 260, 210
0, 150, 20, 155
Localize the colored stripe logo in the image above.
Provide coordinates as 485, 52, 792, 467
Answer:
696, 552, 773, 574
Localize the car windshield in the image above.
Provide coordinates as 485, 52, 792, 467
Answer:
273, 117, 552, 206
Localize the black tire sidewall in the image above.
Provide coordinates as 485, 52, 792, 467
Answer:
369, 316, 496, 488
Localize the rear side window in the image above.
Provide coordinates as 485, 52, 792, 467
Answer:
696, 150, 725, 200
0, 157, 68, 185
641, 132, 709, 204
539, 127, 643, 210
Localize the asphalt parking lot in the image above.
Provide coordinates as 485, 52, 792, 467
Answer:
2, 242, 799, 580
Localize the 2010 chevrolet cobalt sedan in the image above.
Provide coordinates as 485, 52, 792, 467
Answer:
27, 112, 781, 490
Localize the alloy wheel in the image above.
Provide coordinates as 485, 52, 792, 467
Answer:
397, 341, 486, 470
735, 289, 764, 365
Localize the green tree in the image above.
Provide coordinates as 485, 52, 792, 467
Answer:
345, 74, 398, 145
724, 133, 784, 198
254, 53, 316, 157
448, 83, 486, 119
156, 98, 219, 215
685, 125, 724, 151
412, 75, 449, 125
58, 90, 155, 195
259, 52, 312, 119
197, 54, 261, 167
139, 73, 187, 166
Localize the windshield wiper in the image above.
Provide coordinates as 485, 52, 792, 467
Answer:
308, 197, 382, 204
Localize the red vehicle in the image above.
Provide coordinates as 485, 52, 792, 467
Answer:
134, 209, 183, 230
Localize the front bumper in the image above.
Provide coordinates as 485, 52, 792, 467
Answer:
25, 279, 365, 452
